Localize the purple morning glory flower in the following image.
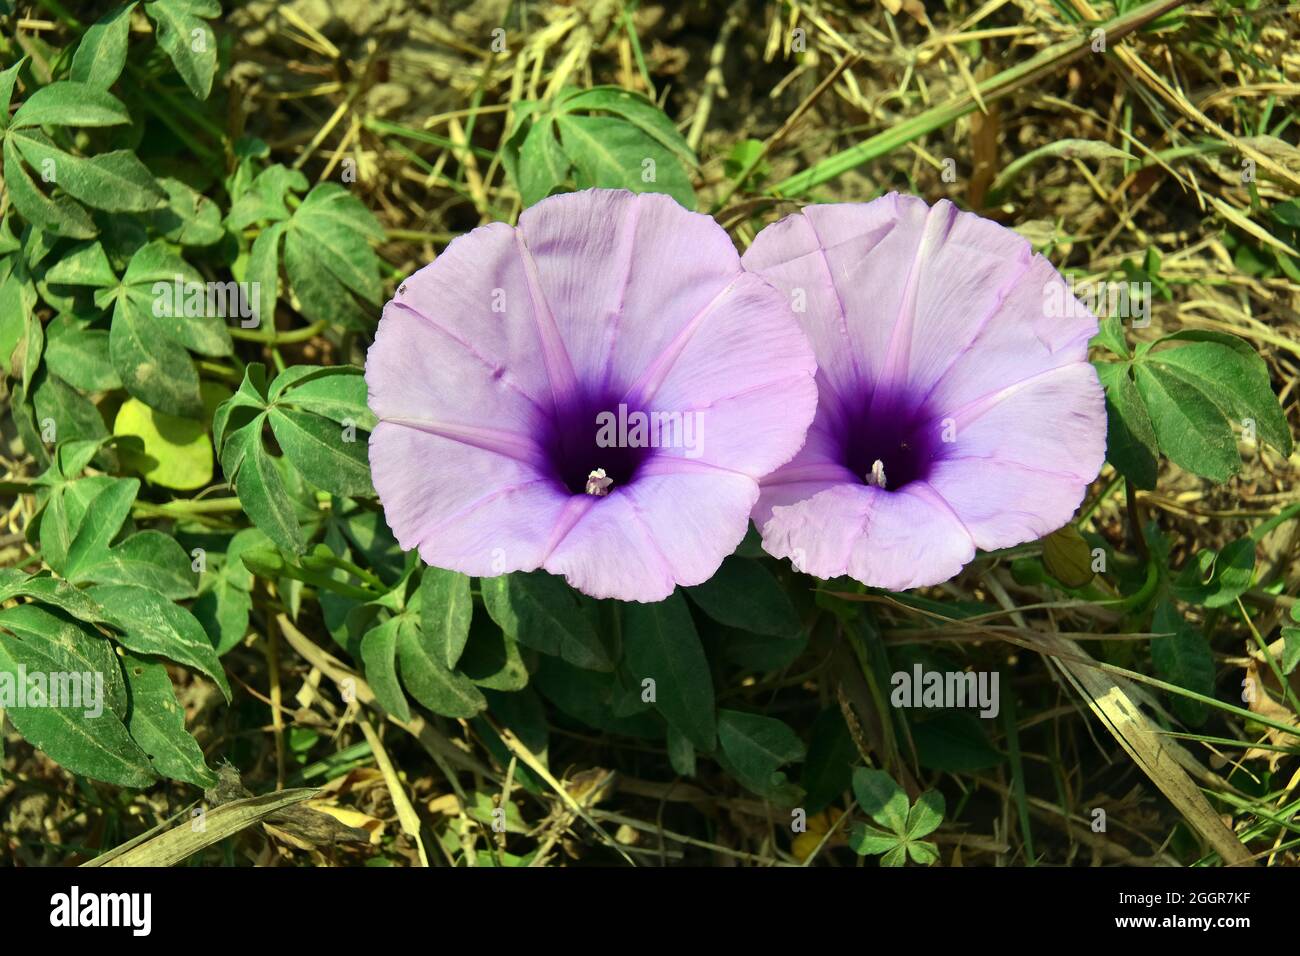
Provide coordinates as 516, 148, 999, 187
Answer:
365, 188, 818, 602
741, 193, 1106, 590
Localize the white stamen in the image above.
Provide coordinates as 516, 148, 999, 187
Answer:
866, 459, 887, 489
585, 468, 613, 497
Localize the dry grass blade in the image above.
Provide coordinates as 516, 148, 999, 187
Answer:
87, 789, 318, 868
1035, 631, 1253, 866
772, 0, 1189, 195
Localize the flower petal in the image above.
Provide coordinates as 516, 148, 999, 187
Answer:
931, 361, 1107, 482
518, 189, 743, 393
366, 299, 547, 438
544, 463, 757, 602
753, 403, 857, 530
368, 421, 570, 575
923, 457, 1092, 552
385, 220, 564, 411
760, 482, 975, 590
635, 272, 818, 477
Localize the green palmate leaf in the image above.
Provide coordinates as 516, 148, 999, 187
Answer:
418, 566, 473, 670
34, 475, 115, 571
283, 184, 383, 328
50, 477, 197, 599
152, 177, 225, 246
517, 116, 571, 206
852, 767, 910, 833
1172, 538, 1255, 609
905, 789, 946, 839
2, 136, 96, 238
1149, 599, 1214, 726
360, 615, 411, 722
88, 584, 230, 701
145, 0, 221, 100
555, 113, 695, 209
10, 81, 131, 128
1145, 334, 1292, 457
848, 823, 902, 857
192, 528, 261, 655
1133, 362, 1239, 482
266, 406, 372, 497
1095, 361, 1158, 489
0, 603, 127, 713
45, 241, 117, 287
32, 370, 109, 449
243, 219, 284, 325
113, 395, 215, 490
716, 708, 805, 801
212, 362, 269, 448
271, 365, 376, 429
42, 439, 107, 485
283, 230, 370, 329
227, 165, 306, 228
559, 86, 696, 164
63, 477, 137, 568
70, 3, 137, 89
0, 569, 114, 627
687, 557, 801, 638
73, 531, 196, 598
481, 572, 612, 672
214, 365, 374, 518
395, 610, 486, 718
622, 591, 716, 751
290, 180, 384, 243
120, 650, 217, 788
218, 411, 305, 554
109, 241, 233, 417
0, 604, 154, 788
0, 58, 26, 129
116, 240, 233, 355
44, 316, 118, 390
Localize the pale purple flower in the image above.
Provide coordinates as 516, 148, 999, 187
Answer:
366, 188, 818, 602
742, 194, 1106, 590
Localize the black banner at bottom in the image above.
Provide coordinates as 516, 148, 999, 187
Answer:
0, 864, 1286, 942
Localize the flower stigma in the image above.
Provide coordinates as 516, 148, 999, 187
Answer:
585, 468, 613, 497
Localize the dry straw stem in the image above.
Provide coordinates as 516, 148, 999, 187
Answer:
85, 789, 318, 868
1066, 0, 1300, 195
1040, 632, 1253, 866
978, 574, 1253, 866
275, 614, 493, 782
277, 614, 636, 865
851, 582, 1259, 865
772, 0, 1189, 196
358, 717, 429, 867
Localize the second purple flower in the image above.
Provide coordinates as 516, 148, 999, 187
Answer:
742, 193, 1107, 590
